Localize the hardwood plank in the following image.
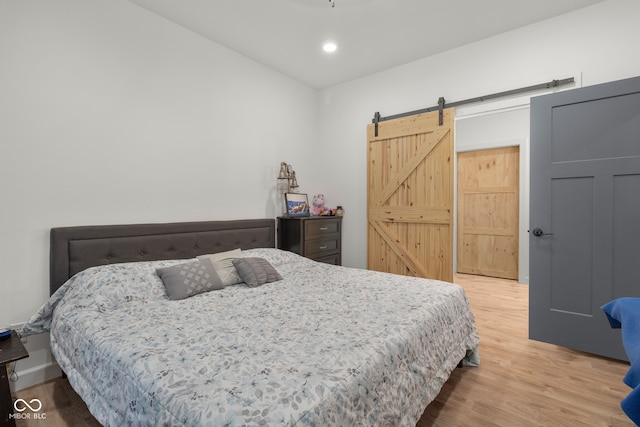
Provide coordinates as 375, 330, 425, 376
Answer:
367, 109, 454, 141
369, 207, 451, 224
12, 274, 632, 426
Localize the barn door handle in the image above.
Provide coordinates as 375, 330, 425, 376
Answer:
531, 228, 554, 237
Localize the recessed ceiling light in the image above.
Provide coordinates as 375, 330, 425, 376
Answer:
323, 41, 337, 53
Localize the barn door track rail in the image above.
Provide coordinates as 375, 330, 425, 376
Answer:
371, 77, 575, 136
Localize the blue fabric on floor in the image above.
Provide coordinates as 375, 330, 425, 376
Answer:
602, 297, 640, 425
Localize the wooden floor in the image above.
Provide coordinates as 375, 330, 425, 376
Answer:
12, 274, 633, 426
419, 274, 632, 427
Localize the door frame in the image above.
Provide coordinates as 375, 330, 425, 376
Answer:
454, 112, 530, 284
451, 74, 581, 284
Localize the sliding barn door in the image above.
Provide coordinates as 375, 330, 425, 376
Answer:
367, 109, 454, 282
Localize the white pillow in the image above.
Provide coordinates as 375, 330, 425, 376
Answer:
197, 249, 243, 286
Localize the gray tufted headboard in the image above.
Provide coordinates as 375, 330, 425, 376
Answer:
50, 218, 275, 295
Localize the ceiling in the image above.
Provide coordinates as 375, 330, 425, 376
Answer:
129, 0, 604, 90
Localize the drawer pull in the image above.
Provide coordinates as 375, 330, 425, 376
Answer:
319, 227, 329, 231
319, 245, 328, 249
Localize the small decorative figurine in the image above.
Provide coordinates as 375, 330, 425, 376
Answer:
310, 194, 330, 216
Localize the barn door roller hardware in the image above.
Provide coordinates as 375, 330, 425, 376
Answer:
372, 77, 575, 136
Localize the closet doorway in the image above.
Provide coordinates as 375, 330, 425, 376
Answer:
457, 146, 519, 280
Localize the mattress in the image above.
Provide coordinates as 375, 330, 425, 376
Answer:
22, 248, 479, 426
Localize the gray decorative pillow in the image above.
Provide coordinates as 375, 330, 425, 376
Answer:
156, 259, 224, 300
198, 249, 242, 286
232, 257, 282, 287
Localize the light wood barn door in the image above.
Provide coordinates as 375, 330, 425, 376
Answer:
457, 146, 519, 280
367, 109, 454, 282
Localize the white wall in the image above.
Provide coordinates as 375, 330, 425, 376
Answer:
0, 0, 317, 388
317, 0, 640, 274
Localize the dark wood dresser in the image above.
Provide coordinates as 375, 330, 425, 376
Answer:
277, 216, 342, 265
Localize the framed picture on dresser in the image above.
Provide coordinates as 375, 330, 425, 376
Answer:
285, 193, 309, 217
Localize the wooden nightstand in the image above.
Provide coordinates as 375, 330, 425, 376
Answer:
277, 216, 342, 265
1, 331, 29, 427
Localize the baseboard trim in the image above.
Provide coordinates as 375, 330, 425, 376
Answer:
10, 361, 62, 392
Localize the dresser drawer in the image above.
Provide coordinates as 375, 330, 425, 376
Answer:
305, 218, 341, 238
304, 236, 340, 258
277, 216, 343, 266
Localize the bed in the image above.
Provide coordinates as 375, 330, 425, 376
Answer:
21, 218, 479, 426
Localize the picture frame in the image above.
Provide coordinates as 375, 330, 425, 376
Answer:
285, 193, 310, 217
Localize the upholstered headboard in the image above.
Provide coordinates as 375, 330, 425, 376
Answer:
50, 219, 275, 295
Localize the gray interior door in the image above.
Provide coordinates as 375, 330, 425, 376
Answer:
529, 76, 640, 361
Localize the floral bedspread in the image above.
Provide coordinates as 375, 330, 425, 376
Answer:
22, 248, 479, 426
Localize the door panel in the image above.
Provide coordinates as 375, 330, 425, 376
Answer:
550, 177, 593, 314
457, 147, 519, 279
367, 109, 454, 281
530, 76, 640, 360
613, 174, 640, 294
551, 93, 640, 162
